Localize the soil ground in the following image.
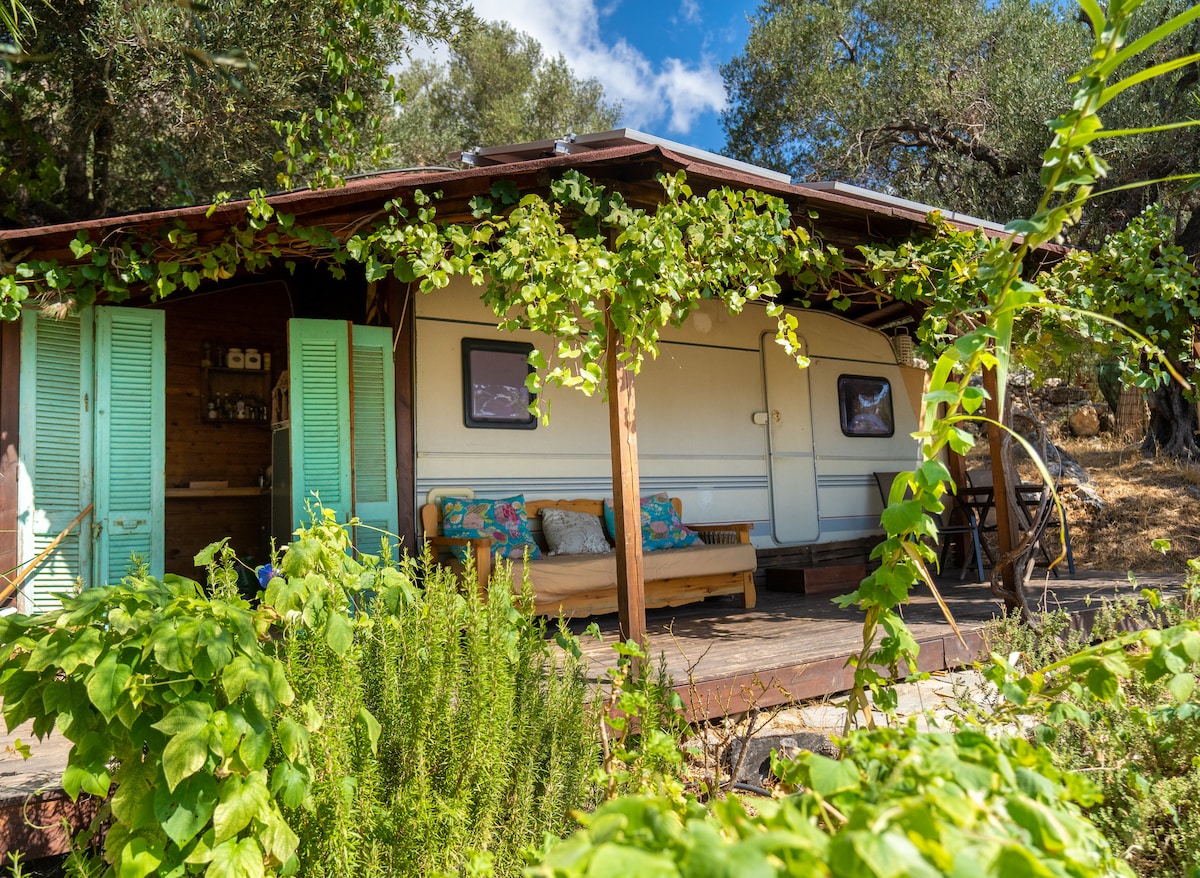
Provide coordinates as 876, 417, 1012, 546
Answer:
1058, 437, 1200, 576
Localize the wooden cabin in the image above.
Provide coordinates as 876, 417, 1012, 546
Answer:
0, 130, 1040, 612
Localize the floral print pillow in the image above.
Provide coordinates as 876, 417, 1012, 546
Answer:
441, 495, 543, 563
603, 493, 701, 552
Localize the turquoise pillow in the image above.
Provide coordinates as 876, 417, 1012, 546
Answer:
603, 493, 701, 552
441, 495, 542, 564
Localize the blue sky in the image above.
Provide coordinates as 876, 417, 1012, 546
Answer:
465, 0, 757, 153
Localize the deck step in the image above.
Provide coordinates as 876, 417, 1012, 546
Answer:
765, 564, 867, 595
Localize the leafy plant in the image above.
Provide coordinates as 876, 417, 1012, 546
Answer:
0, 510, 605, 878
982, 584, 1200, 878
530, 721, 1134, 878
592, 638, 690, 802
1039, 204, 1200, 456
0, 548, 306, 876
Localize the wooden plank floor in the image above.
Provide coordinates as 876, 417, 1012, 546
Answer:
575, 570, 1179, 720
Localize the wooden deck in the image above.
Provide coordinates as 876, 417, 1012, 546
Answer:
576, 570, 1179, 721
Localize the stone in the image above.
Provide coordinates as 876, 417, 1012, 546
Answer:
728, 731, 840, 785
1047, 385, 1091, 405
1068, 404, 1101, 437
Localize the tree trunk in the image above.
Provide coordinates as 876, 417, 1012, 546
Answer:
1141, 376, 1200, 458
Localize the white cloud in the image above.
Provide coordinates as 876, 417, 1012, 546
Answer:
464, 0, 726, 136
678, 0, 702, 26
656, 58, 727, 133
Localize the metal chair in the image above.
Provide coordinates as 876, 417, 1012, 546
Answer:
874, 471, 986, 582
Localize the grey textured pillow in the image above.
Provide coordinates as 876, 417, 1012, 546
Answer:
540, 508, 612, 556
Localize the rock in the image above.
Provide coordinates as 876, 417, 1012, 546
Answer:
1068, 405, 1101, 437
1047, 385, 1091, 405
728, 731, 839, 785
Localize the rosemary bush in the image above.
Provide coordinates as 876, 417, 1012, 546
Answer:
267, 532, 601, 877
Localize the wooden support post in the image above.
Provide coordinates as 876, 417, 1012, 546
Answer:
983, 367, 1017, 597
607, 317, 646, 645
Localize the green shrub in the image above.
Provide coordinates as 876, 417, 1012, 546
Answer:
986, 586, 1200, 878
276, 549, 599, 877
0, 512, 603, 878
0, 548, 304, 877
530, 721, 1134, 878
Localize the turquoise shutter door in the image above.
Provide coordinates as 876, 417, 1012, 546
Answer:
350, 324, 398, 557
17, 310, 94, 612
288, 319, 352, 532
94, 307, 165, 584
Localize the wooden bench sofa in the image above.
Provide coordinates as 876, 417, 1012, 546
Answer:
420, 497, 757, 617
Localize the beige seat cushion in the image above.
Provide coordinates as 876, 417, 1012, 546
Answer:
502, 542, 757, 606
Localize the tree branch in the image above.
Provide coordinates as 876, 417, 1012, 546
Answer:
862, 119, 1025, 178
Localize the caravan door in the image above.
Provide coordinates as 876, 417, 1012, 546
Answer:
761, 332, 819, 543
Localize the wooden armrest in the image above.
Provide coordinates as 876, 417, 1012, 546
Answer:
424, 535, 493, 585
688, 522, 753, 544
426, 535, 492, 549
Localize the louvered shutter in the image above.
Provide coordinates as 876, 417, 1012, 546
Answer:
17, 310, 94, 612
93, 307, 165, 584
288, 319, 352, 531
350, 324, 398, 557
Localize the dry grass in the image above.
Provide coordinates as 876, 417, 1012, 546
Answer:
1057, 437, 1200, 575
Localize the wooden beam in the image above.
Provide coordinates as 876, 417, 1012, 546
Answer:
0, 320, 18, 602
606, 316, 646, 644
983, 367, 1017, 597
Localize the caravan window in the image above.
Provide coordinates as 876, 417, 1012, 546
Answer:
838, 375, 894, 437
462, 339, 537, 429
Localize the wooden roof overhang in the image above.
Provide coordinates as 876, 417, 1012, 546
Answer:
0, 143, 1058, 326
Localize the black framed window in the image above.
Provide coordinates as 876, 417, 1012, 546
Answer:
838, 375, 894, 437
462, 339, 537, 429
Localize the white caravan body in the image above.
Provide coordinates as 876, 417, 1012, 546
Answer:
413, 279, 923, 547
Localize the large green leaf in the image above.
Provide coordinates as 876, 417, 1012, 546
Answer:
153, 700, 213, 737
116, 837, 165, 878
213, 771, 271, 843
578, 844, 677, 878
258, 811, 300, 867
205, 837, 265, 878
28, 627, 103, 675
324, 611, 353, 656
162, 726, 211, 791
85, 650, 133, 720
62, 762, 112, 800
157, 771, 219, 848
803, 753, 860, 797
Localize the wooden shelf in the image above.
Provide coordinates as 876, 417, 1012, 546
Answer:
202, 363, 272, 423
204, 365, 268, 375
202, 417, 271, 427
166, 487, 268, 499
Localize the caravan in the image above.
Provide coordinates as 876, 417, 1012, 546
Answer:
414, 279, 923, 550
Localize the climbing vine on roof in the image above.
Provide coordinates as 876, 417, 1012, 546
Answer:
0, 171, 846, 389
